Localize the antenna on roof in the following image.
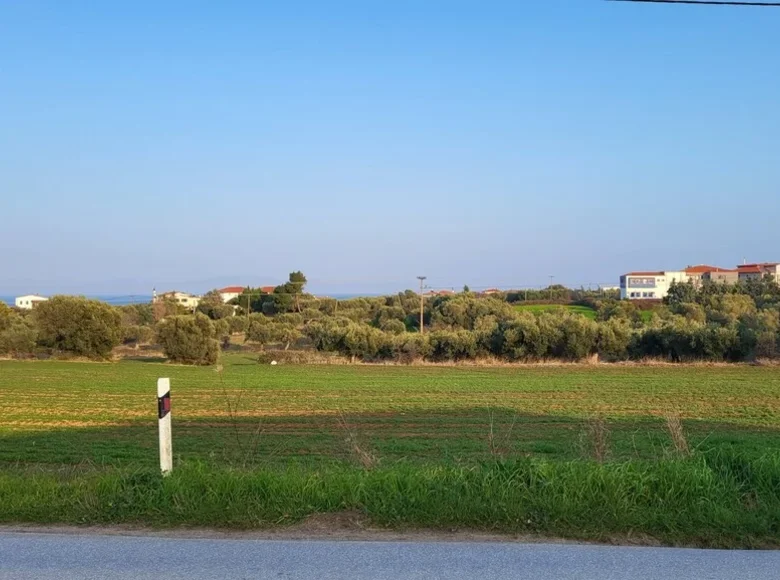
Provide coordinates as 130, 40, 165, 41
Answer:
743, 257, 747, 265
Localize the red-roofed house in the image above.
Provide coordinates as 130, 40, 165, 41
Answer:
219, 286, 246, 303
736, 263, 778, 282
702, 267, 739, 285
621, 261, 779, 300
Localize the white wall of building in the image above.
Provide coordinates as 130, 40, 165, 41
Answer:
155, 291, 201, 309
15, 295, 49, 309
620, 271, 690, 301
219, 291, 242, 303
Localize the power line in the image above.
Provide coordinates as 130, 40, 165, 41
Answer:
607, 0, 780, 6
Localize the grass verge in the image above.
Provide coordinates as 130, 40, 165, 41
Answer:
1, 449, 778, 549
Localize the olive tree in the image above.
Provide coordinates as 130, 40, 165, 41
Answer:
33, 296, 122, 358
156, 313, 220, 365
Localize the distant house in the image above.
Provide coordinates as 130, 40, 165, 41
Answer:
620, 261, 780, 300
218, 286, 246, 303
423, 289, 456, 298
684, 265, 723, 286
153, 291, 200, 310
14, 294, 48, 310
702, 268, 739, 285
738, 263, 779, 283
481, 288, 502, 296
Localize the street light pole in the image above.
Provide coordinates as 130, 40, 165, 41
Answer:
417, 276, 427, 334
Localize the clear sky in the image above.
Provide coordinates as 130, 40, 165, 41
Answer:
1, 0, 778, 296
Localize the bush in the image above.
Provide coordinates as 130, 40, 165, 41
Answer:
0, 302, 13, 331
597, 319, 633, 361
33, 296, 122, 358
393, 333, 431, 363
301, 308, 322, 322
274, 324, 303, 351
228, 316, 248, 334
547, 314, 599, 360
495, 313, 547, 361
0, 316, 37, 356
380, 319, 406, 335
341, 323, 393, 360
196, 290, 235, 320
156, 314, 220, 365
119, 304, 155, 327
122, 325, 154, 347
429, 296, 514, 331
275, 313, 303, 327
246, 314, 273, 347
429, 330, 478, 361
304, 317, 353, 352
213, 318, 231, 340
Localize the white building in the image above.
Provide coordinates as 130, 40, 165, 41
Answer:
15, 294, 49, 309
153, 291, 201, 310
218, 286, 245, 303
619, 264, 756, 300
620, 271, 690, 300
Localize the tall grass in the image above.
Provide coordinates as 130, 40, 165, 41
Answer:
1, 451, 778, 548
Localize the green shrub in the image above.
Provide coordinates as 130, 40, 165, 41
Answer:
0, 316, 37, 356
495, 314, 547, 360
301, 308, 322, 322
156, 314, 220, 365
275, 313, 303, 327
341, 323, 393, 360
228, 316, 248, 334
121, 325, 154, 346
597, 319, 633, 361
393, 333, 431, 363
119, 303, 155, 327
33, 296, 122, 358
429, 330, 477, 361
196, 290, 235, 320
380, 319, 407, 335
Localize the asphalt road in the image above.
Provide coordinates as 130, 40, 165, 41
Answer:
0, 532, 777, 579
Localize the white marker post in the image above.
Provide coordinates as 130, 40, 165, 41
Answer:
157, 378, 173, 475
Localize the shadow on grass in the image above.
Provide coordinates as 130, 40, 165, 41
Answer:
120, 356, 169, 364
2, 409, 779, 470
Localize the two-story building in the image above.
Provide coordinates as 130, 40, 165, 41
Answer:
620, 271, 682, 300
621, 261, 779, 300
738, 263, 779, 283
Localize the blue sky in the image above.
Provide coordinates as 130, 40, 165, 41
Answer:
1, 0, 778, 295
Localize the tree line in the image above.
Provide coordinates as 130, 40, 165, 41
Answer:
1, 273, 778, 365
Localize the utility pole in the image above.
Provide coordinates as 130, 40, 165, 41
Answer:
549, 275, 555, 301
417, 276, 427, 334
246, 292, 251, 322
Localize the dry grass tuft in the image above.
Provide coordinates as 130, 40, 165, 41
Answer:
583, 416, 611, 463
338, 411, 378, 470
665, 412, 691, 457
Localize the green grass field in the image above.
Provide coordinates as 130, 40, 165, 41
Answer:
1, 356, 778, 468
2, 356, 779, 546
513, 304, 598, 319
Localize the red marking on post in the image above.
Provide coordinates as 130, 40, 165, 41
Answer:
158, 392, 171, 419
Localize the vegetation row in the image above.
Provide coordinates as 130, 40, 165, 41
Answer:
2, 272, 779, 365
